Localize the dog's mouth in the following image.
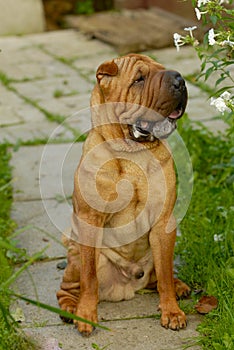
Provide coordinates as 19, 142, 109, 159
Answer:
130, 105, 183, 141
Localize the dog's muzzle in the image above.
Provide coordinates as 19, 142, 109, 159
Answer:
130, 72, 187, 141
132, 117, 177, 140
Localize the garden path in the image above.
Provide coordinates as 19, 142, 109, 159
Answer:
0, 29, 223, 349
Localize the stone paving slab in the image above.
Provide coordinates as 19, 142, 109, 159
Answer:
11, 200, 68, 259
146, 46, 201, 76
0, 85, 45, 126
38, 93, 91, 122
26, 30, 116, 59
11, 143, 83, 201
12, 76, 92, 105
0, 121, 72, 144
72, 52, 118, 72
25, 316, 201, 350
0, 46, 76, 81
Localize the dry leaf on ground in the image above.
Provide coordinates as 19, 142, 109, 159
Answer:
195, 295, 218, 314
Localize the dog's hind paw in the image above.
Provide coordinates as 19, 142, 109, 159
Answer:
174, 278, 191, 299
57, 289, 78, 323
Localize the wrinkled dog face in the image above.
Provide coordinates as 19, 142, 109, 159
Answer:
94, 54, 188, 141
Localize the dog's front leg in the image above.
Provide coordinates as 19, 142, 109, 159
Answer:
74, 243, 99, 336
149, 225, 187, 330
71, 209, 104, 337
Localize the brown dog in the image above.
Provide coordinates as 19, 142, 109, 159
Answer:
57, 54, 190, 336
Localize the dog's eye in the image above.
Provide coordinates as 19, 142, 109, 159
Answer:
134, 76, 145, 84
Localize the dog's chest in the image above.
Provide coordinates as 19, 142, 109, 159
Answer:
101, 153, 168, 247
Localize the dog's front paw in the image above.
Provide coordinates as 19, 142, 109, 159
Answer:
160, 307, 187, 330
74, 303, 98, 337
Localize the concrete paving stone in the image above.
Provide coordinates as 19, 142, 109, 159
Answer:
11, 200, 69, 258
26, 30, 116, 59
12, 75, 93, 105
25, 316, 201, 350
200, 119, 228, 134
0, 46, 78, 81
0, 84, 44, 126
186, 82, 205, 99
0, 120, 72, 144
11, 143, 83, 201
65, 105, 92, 135
73, 51, 118, 72
0, 35, 32, 51
187, 96, 218, 121
39, 93, 91, 125
146, 46, 200, 76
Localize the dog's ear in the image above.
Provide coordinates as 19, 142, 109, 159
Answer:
96, 60, 118, 82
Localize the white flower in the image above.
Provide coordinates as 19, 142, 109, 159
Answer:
208, 28, 216, 46
184, 26, 197, 38
184, 26, 197, 31
173, 33, 185, 51
219, 0, 229, 4
210, 96, 231, 114
220, 39, 234, 47
220, 91, 231, 100
195, 7, 208, 20
197, 0, 209, 7
195, 8, 202, 20
214, 234, 224, 242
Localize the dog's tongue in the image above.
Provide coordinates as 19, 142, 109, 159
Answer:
140, 120, 149, 130
168, 109, 182, 119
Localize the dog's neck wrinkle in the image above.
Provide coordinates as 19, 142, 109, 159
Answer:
92, 129, 160, 153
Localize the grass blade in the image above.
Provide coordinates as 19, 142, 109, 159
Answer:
11, 293, 110, 331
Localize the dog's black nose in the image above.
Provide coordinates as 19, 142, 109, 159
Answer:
173, 74, 184, 89
164, 71, 185, 90
135, 270, 144, 279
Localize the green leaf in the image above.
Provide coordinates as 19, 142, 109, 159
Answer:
205, 67, 215, 81
211, 86, 234, 97
210, 15, 218, 26
215, 76, 227, 87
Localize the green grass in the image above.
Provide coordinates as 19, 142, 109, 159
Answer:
0, 144, 35, 350
176, 116, 234, 349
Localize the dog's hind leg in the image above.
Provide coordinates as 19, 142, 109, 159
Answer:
57, 240, 81, 323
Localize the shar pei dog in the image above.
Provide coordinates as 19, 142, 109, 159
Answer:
57, 53, 190, 336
